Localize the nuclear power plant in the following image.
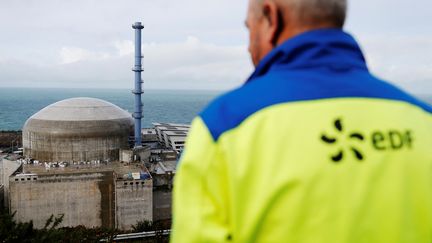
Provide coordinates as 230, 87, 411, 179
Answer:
0, 22, 184, 231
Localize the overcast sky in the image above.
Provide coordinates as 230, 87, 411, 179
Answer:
0, 0, 431, 94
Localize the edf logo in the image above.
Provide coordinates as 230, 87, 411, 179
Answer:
321, 118, 414, 163
371, 130, 413, 151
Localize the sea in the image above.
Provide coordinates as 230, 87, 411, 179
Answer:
0, 88, 222, 131
0, 88, 430, 131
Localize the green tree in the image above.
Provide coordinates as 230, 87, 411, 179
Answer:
131, 220, 153, 232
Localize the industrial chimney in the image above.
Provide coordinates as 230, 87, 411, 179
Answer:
132, 22, 144, 148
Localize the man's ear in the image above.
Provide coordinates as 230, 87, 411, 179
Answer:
261, 0, 282, 47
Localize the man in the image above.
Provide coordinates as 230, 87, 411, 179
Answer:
171, 0, 432, 242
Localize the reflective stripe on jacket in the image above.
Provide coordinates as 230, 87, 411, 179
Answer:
171, 29, 432, 243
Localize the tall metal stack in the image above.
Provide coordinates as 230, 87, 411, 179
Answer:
132, 22, 144, 148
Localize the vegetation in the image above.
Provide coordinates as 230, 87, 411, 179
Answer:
0, 131, 22, 133
0, 209, 119, 242
0, 131, 22, 149
0, 210, 66, 242
0, 209, 171, 242
131, 220, 154, 232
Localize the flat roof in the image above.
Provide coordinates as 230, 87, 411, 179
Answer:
157, 126, 189, 130
155, 161, 177, 174
142, 129, 157, 134
157, 127, 189, 134
153, 122, 190, 128
164, 131, 188, 136
18, 161, 148, 176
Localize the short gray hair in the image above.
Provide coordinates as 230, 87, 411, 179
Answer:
294, 0, 347, 27
257, 0, 347, 28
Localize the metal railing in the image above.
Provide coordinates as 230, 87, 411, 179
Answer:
100, 229, 171, 242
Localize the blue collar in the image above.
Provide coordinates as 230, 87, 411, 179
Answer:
246, 28, 368, 83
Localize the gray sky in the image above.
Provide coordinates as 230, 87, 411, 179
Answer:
0, 0, 431, 94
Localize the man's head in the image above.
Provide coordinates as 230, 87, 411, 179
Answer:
246, 0, 347, 66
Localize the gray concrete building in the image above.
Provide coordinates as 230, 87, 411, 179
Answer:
8, 162, 152, 230
22, 98, 133, 162
151, 160, 176, 222
119, 146, 151, 164
115, 178, 153, 229
162, 131, 187, 153
153, 123, 190, 153
10, 170, 115, 228
141, 129, 158, 142
0, 157, 22, 208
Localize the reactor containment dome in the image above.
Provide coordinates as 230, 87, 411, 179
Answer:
23, 98, 133, 162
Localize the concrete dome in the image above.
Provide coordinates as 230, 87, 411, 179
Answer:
23, 98, 133, 162
31, 98, 132, 121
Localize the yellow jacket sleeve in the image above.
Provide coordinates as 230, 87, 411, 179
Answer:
171, 117, 231, 243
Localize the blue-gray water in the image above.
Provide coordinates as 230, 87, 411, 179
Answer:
0, 88, 430, 131
0, 88, 221, 131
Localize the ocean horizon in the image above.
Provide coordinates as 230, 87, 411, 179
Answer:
0, 87, 222, 131
0, 87, 430, 131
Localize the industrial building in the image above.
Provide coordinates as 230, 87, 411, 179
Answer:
153, 123, 190, 153
0, 22, 180, 232
0, 156, 21, 210
1, 145, 180, 230
141, 128, 158, 143
11, 82, 151, 230
151, 158, 176, 222
8, 161, 152, 230
22, 97, 133, 162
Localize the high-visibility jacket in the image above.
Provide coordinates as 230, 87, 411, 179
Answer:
171, 29, 432, 243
